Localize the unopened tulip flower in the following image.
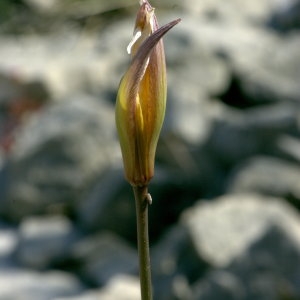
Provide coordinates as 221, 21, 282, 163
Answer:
115, 2, 180, 298
116, 0, 180, 187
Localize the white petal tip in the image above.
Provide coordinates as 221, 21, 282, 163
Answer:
127, 30, 142, 54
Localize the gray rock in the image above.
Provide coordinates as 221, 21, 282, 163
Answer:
207, 102, 299, 165
276, 135, 300, 163
234, 34, 300, 104
163, 20, 230, 145
151, 226, 201, 300
164, 87, 214, 146
76, 168, 136, 241
24, 0, 138, 19
55, 275, 140, 300
181, 194, 300, 268
0, 268, 84, 300
165, 28, 230, 98
180, 0, 297, 25
147, 167, 218, 239
191, 220, 300, 300
0, 28, 124, 100
6, 2, 300, 110
0, 157, 9, 210
77, 165, 208, 242
174, 15, 300, 105
0, 223, 18, 267
205, 23, 300, 105
0, 73, 21, 107
268, 0, 300, 31
2, 95, 118, 220
227, 224, 300, 300
15, 215, 80, 269
71, 232, 138, 286
182, 194, 300, 299
226, 156, 300, 202
192, 271, 245, 300
0, 73, 49, 153
24, 0, 61, 14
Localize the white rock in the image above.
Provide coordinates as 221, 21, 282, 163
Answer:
182, 194, 300, 267
0, 268, 84, 300
54, 275, 140, 300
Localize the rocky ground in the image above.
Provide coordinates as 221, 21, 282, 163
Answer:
0, 0, 300, 299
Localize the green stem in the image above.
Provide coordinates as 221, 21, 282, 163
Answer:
133, 185, 153, 300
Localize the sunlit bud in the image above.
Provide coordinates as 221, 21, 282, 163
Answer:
115, 0, 180, 186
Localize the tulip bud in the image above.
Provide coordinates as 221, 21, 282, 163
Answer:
115, 0, 180, 186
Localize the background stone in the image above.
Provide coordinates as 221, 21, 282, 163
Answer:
0, 95, 118, 220
55, 275, 140, 300
192, 271, 245, 300
0, 268, 84, 300
185, 195, 300, 300
15, 215, 80, 269
181, 194, 300, 268
71, 232, 138, 286
227, 156, 300, 202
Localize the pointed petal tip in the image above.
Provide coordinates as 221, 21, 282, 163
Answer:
156, 18, 181, 36
131, 16, 182, 69
174, 18, 182, 25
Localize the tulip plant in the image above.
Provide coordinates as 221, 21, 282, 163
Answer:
115, 1, 180, 299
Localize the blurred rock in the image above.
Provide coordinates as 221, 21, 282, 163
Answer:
1, 95, 118, 220
165, 28, 230, 98
77, 165, 208, 242
0, 152, 8, 202
191, 223, 300, 300
151, 226, 203, 300
76, 168, 136, 241
55, 275, 140, 300
163, 18, 230, 145
182, 194, 300, 299
226, 224, 300, 300
192, 270, 245, 300
233, 34, 300, 104
207, 102, 299, 165
268, 0, 300, 31
181, 0, 297, 24
165, 88, 213, 146
148, 167, 214, 239
15, 215, 80, 269
71, 232, 137, 286
0, 268, 84, 300
0, 31, 124, 99
0, 222, 18, 267
0, 73, 49, 152
94, 275, 140, 300
24, 0, 60, 14
227, 156, 300, 201
0, 73, 21, 107
175, 15, 300, 106
276, 135, 300, 163
24, 0, 137, 19
181, 194, 300, 268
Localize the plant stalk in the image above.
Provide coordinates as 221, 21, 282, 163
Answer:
133, 185, 152, 300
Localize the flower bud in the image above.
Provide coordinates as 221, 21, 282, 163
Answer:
115, 0, 180, 186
